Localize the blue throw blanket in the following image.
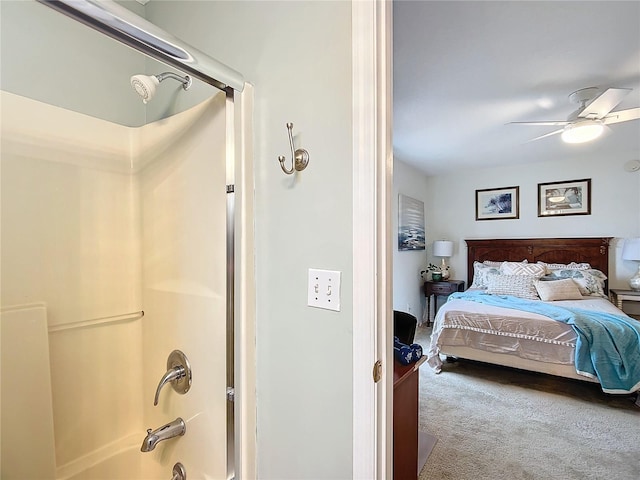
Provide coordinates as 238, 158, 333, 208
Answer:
448, 291, 640, 394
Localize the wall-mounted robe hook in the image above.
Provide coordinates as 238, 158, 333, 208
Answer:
278, 122, 309, 175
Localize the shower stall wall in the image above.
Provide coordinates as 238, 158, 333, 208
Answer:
1, 2, 253, 478
0, 86, 253, 479
1, 90, 145, 478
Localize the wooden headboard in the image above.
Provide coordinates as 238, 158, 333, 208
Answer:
465, 237, 612, 290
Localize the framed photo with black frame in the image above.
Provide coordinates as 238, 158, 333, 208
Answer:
475, 186, 520, 221
538, 178, 591, 217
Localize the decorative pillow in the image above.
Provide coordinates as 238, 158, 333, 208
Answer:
482, 260, 503, 267
537, 261, 591, 271
537, 275, 560, 281
545, 268, 607, 297
534, 278, 583, 301
483, 259, 528, 267
486, 274, 540, 300
470, 262, 502, 289
500, 261, 546, 277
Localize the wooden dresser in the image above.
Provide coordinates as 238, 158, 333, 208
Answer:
393, 356, 426, 479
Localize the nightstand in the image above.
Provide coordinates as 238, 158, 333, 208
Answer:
424, 280, 465, 326
609, 289, 640, 319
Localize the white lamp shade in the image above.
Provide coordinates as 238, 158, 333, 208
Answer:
433, 240, 453, 257
622, 237, 640, 261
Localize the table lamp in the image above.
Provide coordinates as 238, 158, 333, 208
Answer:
622, 237, 640, 291
433, 240, 454, 280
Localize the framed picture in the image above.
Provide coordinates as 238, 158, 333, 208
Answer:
538, 178, 591, 217
398, 194, 425, 250
475, 186, 519, 221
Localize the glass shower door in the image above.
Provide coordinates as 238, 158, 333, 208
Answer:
0, 90, 230, 480
138, 91, 230, 479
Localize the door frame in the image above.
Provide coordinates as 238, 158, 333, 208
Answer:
229, 83, 257, 480
352, 1, 393, 479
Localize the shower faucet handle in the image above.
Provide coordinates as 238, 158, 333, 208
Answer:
172, 462, 187, 480
154, 366, 185, 406
153, 350, 192, 406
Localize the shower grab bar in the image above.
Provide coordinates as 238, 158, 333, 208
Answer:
37, 0, 244, 92
48, 310, 144, 333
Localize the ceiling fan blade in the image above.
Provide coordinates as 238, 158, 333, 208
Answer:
524, 128, 564, 143
578, 87, 632, 119
603, 107, 640, 125
508, 121, 569, 126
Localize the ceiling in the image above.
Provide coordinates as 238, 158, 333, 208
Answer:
393, 1, 640, 176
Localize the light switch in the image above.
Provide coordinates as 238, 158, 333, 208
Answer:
308, 268, 341, 311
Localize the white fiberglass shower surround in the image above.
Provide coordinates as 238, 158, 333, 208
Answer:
0, 1, 254, 479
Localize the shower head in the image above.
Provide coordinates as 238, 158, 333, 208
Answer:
130, 74, 159, 104
130, 72, 192, 104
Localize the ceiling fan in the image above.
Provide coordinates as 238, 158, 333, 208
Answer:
510, 87, 640, 144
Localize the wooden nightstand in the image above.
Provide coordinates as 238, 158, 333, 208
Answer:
424, 280, 465, 326
610, 289, 640, 319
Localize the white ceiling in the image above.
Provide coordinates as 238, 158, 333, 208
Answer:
393, 1, 640, 176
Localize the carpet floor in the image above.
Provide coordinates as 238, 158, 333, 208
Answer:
415, 325, 640, 480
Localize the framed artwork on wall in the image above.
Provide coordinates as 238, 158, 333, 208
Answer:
475, 186, 520, 221
398, 194, 425, 250
538, 178, 591, 217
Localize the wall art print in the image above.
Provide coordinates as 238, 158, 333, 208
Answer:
398, 194, 425, 250
538, 178, 591, 217
475, 186, 520, 221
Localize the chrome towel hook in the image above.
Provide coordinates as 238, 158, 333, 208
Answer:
278, 122, 309, 175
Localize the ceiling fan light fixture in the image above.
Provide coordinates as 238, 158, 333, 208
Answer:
561, 119, 604, 144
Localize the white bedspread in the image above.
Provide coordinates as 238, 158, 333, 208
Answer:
427, 296, 623, 373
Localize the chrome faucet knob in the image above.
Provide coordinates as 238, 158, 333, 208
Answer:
172, 462, 187, 480
154, 366, 185, 406
153, 350, 192, 406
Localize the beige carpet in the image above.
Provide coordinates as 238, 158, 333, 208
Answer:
415, 325, 640, 480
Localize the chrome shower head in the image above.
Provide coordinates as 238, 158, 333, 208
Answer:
130, 72, 192, 104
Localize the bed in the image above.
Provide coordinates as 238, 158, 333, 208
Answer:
427, 237, 640, 395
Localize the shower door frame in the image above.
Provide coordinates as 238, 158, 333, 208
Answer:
225, 85, 256, 480
35, 2, 256, 479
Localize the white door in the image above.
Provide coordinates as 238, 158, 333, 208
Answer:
138, 91, 230, 479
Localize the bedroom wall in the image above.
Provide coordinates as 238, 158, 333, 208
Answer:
425, 153, 640, 291
393, 159, 430, 323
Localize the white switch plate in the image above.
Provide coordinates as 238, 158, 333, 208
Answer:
308, 268, 341, 311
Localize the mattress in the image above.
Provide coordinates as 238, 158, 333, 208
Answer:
427, 296, 625, 374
